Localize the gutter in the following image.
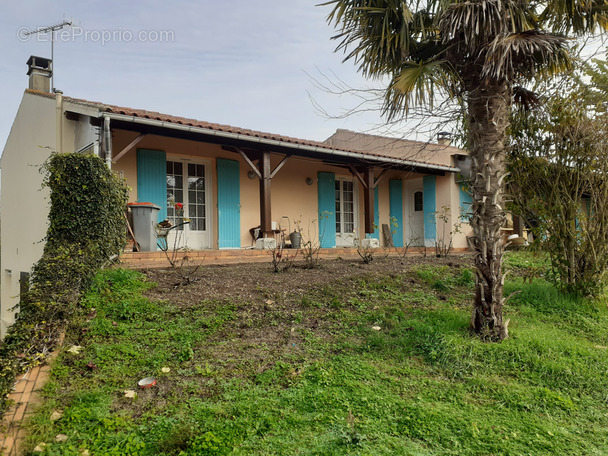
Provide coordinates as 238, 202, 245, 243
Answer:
100, 113, 459, 173
103, 116, 112, 169
55, 90, 63, 154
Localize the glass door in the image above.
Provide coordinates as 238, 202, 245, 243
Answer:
335, 178, 357, 246
166, 160, 210, 249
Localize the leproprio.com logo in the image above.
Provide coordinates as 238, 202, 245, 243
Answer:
17, 26, 175, 45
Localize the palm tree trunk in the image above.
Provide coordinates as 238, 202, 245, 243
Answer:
467, 81, 510, 341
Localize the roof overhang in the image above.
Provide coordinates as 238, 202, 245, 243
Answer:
97, 112, 459, 175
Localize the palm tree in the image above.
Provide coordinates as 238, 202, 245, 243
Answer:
324, 0, 608, 340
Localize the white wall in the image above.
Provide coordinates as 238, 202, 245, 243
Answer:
0, 92, 57, 336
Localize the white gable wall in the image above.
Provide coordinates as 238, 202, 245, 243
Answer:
0, 92, 58, 336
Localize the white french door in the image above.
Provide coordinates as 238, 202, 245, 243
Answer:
166, 160, 211, 249
335, 178, 358, 246
405, 178, 424, 247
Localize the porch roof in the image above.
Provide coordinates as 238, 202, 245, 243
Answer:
28, 89, 461, 174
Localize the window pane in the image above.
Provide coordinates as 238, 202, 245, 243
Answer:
414, 192, 423, 212
173, 176, 182, 189
166, 161, 184, 226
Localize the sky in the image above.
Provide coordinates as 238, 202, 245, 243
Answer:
0, 1, 411, 153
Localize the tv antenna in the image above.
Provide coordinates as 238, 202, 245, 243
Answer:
22, 19, 73, 91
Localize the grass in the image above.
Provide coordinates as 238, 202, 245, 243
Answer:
20, 254, 608, 455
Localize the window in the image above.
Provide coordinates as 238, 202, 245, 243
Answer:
335, 179, 355, 234
166, 161, 184, 228
167, 161, 207, 232
187, 163, 206, 231
457, 175, 473, 220
414, 191, 423, 212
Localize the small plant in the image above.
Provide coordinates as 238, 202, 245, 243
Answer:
340, 410, 365, 447
434, 205, 462, 257
393, 217, 421, 259
269, 236, 297, 272
357, 242, 375, 264
355, 223, 387, 264
156, 203, 203, 285
523, 266, 544, 283
295, 216, 324, 269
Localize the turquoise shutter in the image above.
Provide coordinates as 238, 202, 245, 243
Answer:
370, 186, 380, 239
423, 176, 437, 245
458, 178, 473, 221
318, 172, 336, 248
389, 179, 403, 247
137, 149, 167, 222
217, 158, 241, 249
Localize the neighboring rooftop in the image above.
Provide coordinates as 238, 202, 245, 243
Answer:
325, 129, 462, 168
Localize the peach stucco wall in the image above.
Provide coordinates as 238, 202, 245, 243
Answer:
112, 130, 471, 251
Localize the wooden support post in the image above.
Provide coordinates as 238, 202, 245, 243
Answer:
364, 167, 375, 234
260, 151, 272, 235
513, 214, 524, 237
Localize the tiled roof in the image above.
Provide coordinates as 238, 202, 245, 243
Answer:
25, 89, 459, 170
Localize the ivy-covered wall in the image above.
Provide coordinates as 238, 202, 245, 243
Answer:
0, 153, 128, 414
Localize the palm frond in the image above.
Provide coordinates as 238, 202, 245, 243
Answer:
505, 0, 541, 31
383, 59, 459, 118
440, 0, 509, 50
324, 0, 441, 77
539, 0, 608, 35
483, 30, 571, 81
512, 85, 540, 110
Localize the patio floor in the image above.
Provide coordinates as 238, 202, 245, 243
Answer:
119, 246, 468, 269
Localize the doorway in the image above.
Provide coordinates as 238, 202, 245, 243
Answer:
166, 160, 212, 249
335, 178, 358, 246
405, 178, 424, 246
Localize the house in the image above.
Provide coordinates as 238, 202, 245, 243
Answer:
0, 56, 472, 335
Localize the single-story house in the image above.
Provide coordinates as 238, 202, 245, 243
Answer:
0, 56, 472, 335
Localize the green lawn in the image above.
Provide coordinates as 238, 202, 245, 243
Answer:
21, 252, 608, 455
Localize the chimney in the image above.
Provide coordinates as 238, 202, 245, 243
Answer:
437, 131, 452, 146
27, 55, 52, 93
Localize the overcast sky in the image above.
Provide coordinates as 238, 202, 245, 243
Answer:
0, 1, 415, 153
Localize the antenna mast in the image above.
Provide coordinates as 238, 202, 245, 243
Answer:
22, 20, 73, 91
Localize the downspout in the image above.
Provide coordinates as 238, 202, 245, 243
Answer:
55, 90, 63, 153
103, 116, 112, 169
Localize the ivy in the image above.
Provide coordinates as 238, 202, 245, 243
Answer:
0, 153, 128, 414
45, 154, 128, 259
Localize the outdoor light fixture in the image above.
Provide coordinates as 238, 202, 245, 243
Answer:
305, 177, 313, 185
248, 170, 257, 179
